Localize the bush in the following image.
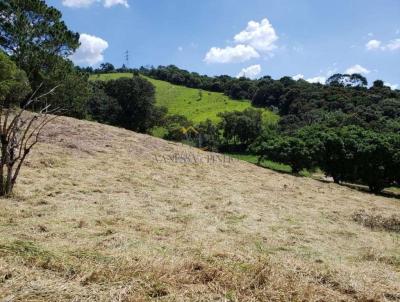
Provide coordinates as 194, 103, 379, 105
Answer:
163, 115, 193, 141
218, 108, 263, 146
196, 119, 220, 151
257, 135, 313, 174
104, 77, 161, 133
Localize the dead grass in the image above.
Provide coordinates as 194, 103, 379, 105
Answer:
0, 116, 399, 301
353, 210, 400, 233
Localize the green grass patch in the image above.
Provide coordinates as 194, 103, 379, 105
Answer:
90, 73, 279, 124
151, 126, 168, 138
225, 152, 311, 176
145, 76, 252, 123
89, 73, 133, 81
0, 240, 67, 272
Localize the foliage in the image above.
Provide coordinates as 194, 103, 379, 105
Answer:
102, 77, 162, 133
0, 0, 79, 85
141, 65, 259, 100
42, 57, 90, 118
99, 63, 115, 73
0, 52, 31, 103
0, 0, 91, 119
336, 127, 400, 192
163, 114, 193, 141
256, 135, 314, 174
87, 82, 122, 125
326, 73, 368, 87
0, 55, 59, 196
196, 119, 220, 151
218, 108, 263, 146
139, 66, 399, 135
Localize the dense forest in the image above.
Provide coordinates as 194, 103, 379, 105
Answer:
1, 0, 399, 193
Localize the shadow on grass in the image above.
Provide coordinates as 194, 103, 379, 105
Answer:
227, 152, 400, 200
314, 177, 400, 200
225, 152, 310, 177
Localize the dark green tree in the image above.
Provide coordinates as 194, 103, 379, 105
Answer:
340, 127, 399, 193
0, 0, 80, 83
0, 52, 31, 103
99, 63, 115, 73
104, 77, 160, 132
258, 135, 313, 174
218, 108, 263, 146
197, 119, 220, 151
163, 115, 193, 141
43, 57, 90, 118
87, 82, 122, 125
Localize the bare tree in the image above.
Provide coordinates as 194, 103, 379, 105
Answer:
0, 85, 61, 196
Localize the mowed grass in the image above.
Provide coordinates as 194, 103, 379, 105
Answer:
90, 73, 279, 124
1, 115, 400, 301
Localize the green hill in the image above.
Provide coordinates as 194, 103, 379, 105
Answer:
90, 73, 278, 124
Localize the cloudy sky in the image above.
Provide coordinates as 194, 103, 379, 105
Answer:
48, 0, 399, 87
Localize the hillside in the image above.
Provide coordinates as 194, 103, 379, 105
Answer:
0, 116, 399, 301
90, 73, 279, 124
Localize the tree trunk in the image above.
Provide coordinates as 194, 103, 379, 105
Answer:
5, 164, 13, 196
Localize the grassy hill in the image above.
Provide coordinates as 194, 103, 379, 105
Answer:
0, 115, 399, 301
90, 73, 279, 124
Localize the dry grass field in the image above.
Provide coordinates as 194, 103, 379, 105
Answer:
0, 116, 399, 301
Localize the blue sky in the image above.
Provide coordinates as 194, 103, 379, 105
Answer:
48, 0, 400, 88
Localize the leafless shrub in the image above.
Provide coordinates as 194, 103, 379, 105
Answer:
0, 84, 61, 196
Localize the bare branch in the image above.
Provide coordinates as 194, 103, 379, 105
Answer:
0, 84, 62, 196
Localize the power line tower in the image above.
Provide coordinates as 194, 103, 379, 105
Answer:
124, 50, 129, 68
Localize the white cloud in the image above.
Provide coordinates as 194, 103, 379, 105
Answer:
237, 64, 262, 79
70, 33, 109, 66
386, 38, 400, 51
103, 0, 129, 8
204, 17, 278, 64
178, 46, 183, 52
306, 76, 326, 84
234, 18, 278, 52
62, 0, 95, 7
204, 45, 259, 64
366, 39, 381, 50
292, 74, 304, 81
345, 64, 370, 75
365, 37, 400, 51
62, 0, 129, 8
385, 82, 399, 90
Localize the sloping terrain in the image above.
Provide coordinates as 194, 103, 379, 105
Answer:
0, 116, 399, 301
90, 73, 278, 124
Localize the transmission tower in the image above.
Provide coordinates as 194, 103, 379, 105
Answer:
124, 50, 129, 68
